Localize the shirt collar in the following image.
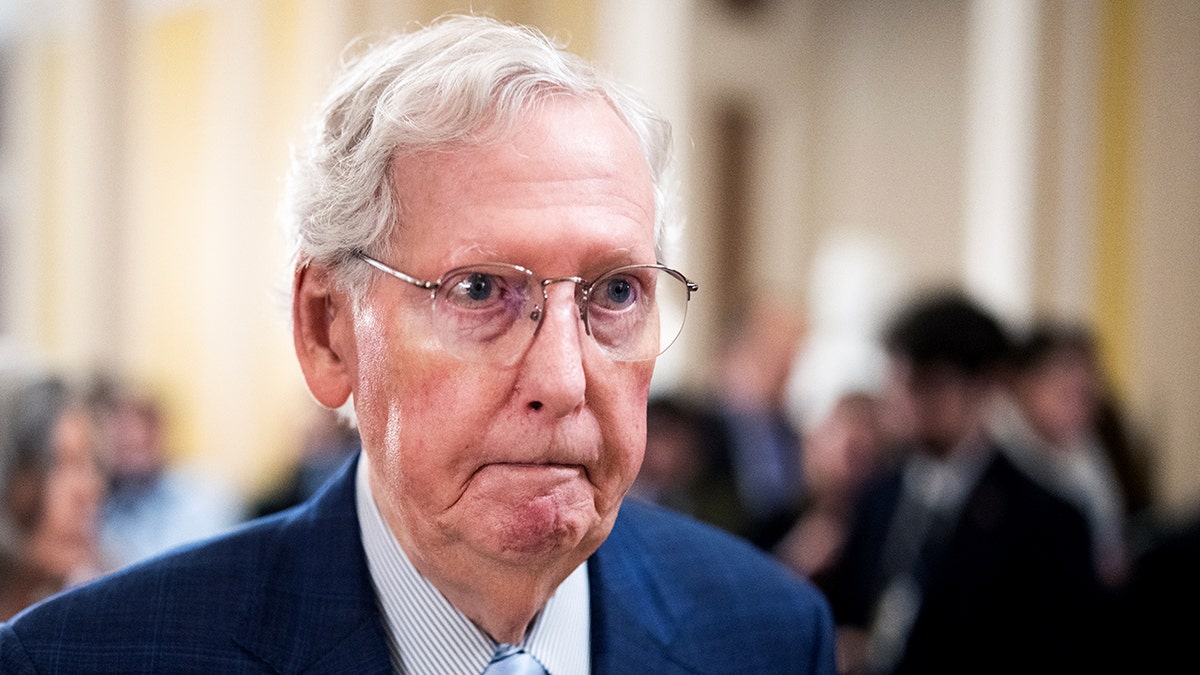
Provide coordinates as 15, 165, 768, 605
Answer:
905, 432, 993, 513
355, 452, 590, 674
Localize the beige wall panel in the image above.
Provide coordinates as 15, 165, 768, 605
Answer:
1132, 0, 1200, 515
802, 0, 969, 298
1032, 1, 1100, 324
0, 40, 43, 340
32, 42, 67, 351
125, 6, 214, 463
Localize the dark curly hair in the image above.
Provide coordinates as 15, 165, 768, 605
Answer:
883, 289, 1012, 376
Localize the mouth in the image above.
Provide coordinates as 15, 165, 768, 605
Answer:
474, 461, 585, 475
453, 462, 592, 511
464, 461, 591, 491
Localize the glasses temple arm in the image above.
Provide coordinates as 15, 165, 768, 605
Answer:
355, 252, 438, 290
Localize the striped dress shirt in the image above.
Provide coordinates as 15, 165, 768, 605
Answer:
355, 453, 590, 675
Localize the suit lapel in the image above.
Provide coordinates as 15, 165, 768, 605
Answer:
589, 504, 696, 674
232, 455, 393, 673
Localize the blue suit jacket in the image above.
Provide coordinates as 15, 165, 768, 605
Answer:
2, 455, 834, 674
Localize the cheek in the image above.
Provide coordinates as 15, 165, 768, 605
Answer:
607, 417, 646, 491
357, 347, 516, 510
591, 362, 653, 491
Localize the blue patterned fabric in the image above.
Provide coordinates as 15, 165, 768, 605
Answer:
0, 454, 835, 674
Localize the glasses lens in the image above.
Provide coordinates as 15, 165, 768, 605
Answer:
431, 264, 537, 364
587, 265, 691, 361
428, 263, 692, 364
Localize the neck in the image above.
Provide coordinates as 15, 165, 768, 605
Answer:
362, 459, 601, 644
405, 539, 587, 644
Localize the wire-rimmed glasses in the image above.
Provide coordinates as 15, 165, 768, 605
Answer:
356, 252, 698, 365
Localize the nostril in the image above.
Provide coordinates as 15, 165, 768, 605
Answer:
528, 401, 544, 411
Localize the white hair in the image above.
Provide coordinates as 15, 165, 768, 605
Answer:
282, 14, 676, 297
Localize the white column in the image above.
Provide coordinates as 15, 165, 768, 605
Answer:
962, 0, 1040, 326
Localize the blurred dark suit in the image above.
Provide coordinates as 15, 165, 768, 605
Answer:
826, 445, 1104, 674
698, 407, 803, 550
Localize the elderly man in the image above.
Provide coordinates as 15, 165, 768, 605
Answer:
0, 15, 833, 674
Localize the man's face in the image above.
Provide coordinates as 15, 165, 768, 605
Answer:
1017, 350, 1098, 446
26, 406, 102, 582
884, 357, 989, 458
347, 97, 656, 576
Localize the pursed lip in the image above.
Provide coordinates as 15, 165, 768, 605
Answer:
466, 462, 590, 486
475, 461, 584, 472
449, 462, 598, 511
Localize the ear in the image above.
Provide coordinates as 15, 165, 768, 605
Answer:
293, 262, 355, 409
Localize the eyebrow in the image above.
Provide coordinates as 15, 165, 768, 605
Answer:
441, 244, 651, 278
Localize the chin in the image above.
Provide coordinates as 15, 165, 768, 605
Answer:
489, 500, 602, 564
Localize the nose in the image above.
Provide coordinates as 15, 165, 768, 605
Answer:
517, 282, 587, 416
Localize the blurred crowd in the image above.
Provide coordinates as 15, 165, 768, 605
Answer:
3, 286, 1198, 670
637, 289, 1197, 673
0, 341, 357, 621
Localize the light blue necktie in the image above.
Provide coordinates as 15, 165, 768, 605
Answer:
481, 644, 547, 675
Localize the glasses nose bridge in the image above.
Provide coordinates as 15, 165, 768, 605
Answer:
539, 275, 588, 303
537, 276, 590, 326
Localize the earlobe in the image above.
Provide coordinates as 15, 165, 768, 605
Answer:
293, 262, 355, 409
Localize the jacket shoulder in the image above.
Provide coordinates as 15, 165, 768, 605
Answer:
3, 513, 293, 660
2, 456, 386, 673
592, 499, 836, 674
608, 499, 811, 588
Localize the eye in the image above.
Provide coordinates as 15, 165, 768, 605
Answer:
592, 271, 648, 312
603, 277, 634, 307
439, 264, 535, 314
434, 266, 533, 347
446, 271, 509, 308
463, 273, 493, 302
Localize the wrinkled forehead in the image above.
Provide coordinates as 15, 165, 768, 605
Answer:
385, 89, 637, 169
384, 98, 656, 265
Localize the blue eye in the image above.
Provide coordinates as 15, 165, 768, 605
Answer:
445, 271, 506, 308
604, 278, 634, 306
441, 267, 533, 312
463, 273, 493, 302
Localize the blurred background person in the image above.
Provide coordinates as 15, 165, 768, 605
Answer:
95, 387, 245, 571
0, 350, 105, 620
990, 322, 1154, 588
630, 396, 742, 533
698, 298, 808, 550
250, 405, 360, 518
776, 391, 888, 594
824, 290, 1103, 675
628, 397, 707, 514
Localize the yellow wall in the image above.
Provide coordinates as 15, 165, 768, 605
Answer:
3, 0, 599, 496
1094, 0, 1136, 400
125, 7, 213, 467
